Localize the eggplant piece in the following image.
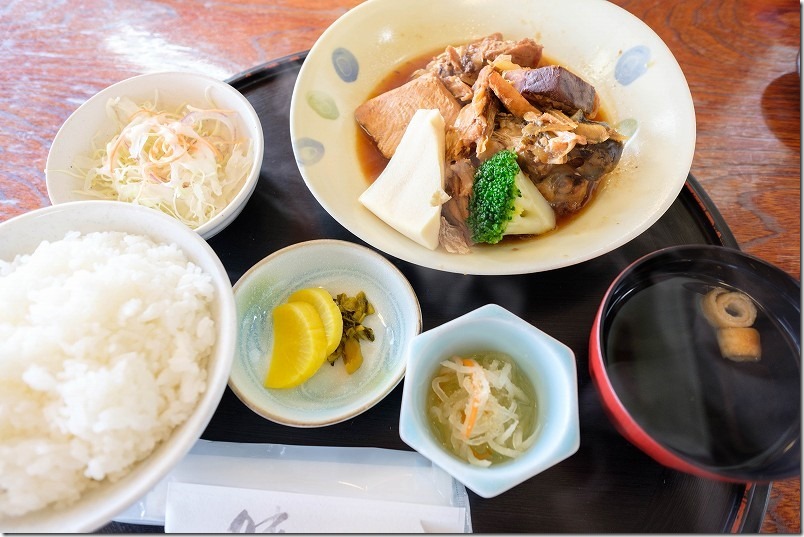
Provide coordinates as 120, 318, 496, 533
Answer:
534, 138, 624, 215
504, 66, 599, 117
535, 165, 593, 216
566, 138, 624, 180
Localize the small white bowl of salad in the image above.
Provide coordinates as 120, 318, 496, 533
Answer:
398, 304, 580, 498
45, 71, 264, 240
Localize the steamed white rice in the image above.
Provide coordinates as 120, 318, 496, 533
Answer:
0, 231, 216, 518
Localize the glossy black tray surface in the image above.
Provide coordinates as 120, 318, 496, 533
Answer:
100, 53, 769, 533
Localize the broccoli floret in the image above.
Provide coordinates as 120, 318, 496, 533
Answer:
466, 149, 556, 244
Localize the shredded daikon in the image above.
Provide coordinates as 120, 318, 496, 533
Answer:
74, 95, 254, 229
428, 353, 537, 467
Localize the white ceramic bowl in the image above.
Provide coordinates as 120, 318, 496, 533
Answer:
45, 71, 264, 240
398, 304, 580, 498
290, 0, 695, 275
0, 201, 236, 532
229, 239, 421, 427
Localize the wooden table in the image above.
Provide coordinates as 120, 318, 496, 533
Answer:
1, 0, 799, 532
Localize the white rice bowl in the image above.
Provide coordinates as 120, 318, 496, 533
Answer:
0, 201, 235, 532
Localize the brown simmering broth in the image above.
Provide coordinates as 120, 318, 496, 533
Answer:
355, 48, 614, 237
355, 53, 429, 182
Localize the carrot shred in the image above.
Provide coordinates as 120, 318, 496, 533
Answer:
462, 358, 481, 438
428, 354, 535, 466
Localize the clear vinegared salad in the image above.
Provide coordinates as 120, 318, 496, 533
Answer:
428, 352, 538, 466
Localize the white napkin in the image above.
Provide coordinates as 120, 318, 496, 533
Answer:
114, 440, 471, 533
165, 482, 467, 533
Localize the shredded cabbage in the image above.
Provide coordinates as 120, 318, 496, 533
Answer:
75, 95, 254, 229
429, 353, 537, 467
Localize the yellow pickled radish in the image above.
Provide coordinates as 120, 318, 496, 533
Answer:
264, 301, 328, 389
287, 287, 343, 356
342, 337, 363, 375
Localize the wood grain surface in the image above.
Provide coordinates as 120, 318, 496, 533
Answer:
0, 0, 799, 532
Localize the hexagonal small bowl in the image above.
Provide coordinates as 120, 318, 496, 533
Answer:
398, 304, 580, 498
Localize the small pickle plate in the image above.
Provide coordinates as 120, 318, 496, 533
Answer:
229, 239, 422, 427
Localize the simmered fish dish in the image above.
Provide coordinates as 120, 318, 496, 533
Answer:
356, 34, 626, 253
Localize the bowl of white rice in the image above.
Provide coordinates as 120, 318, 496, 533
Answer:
0, 200, 236, 532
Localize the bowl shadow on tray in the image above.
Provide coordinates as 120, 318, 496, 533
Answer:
760, 72, 801, 151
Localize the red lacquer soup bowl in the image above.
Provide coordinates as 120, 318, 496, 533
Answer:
589, 245, 800, 482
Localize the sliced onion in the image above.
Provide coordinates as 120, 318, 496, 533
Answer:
429, 354, 535, 466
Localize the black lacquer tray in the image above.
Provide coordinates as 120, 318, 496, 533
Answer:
100, 53, 770, 533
